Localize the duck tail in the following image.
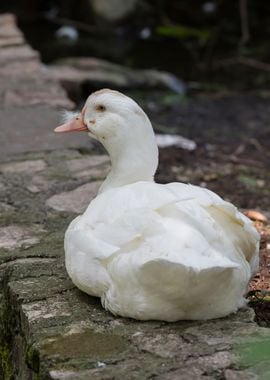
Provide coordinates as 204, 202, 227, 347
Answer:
136, 258, 246, 320
139, 258, 241, 301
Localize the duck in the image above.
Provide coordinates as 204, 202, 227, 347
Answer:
54, 89, 260, 321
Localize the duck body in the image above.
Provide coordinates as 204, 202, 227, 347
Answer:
55, 89, 259, 321
64, 180, 259, 321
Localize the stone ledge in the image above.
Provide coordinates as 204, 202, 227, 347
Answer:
1, 251, 270, 379
0, 13, 72, 110
0, 147, 270, 379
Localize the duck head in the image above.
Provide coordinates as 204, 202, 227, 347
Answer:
55, 89, 159, 192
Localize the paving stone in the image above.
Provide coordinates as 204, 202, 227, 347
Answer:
2, 251, 270, 379
224, 369, 257, 380
0, 45, 39, 66
22, 298, 73, 324
66, 155, 110, 179
0, 201, 14, 211
26, 175, 55, 193
0, 14, 24, 38
132, 332, 194, 359
46, 181, 101, 213
0, 225, 45, 249
67, 155, 109, 172
0, 159, 47, 174
0, 105, 94, 157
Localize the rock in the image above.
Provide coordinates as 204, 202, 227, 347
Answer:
67, 155, 109, 172
0, 73, 73, 108
0, 225, 45, 250
22, 296, 73, 323
155, 368, 212, 380
46, 181, 101, 213
26, 175, 54, 193
0, 106, 94, 157
55, 26, 79, 42
48, 57, 185, 94
0, 14, 73, 109
0, 45, 39, 66
156, 134, 197, 150
90, 0, 138, 21
0, 159, 47, 174
0, 36, 24, 48
1, 148, 270, 379
0, 13, 22, 36
132, 332, 192, 359
0, 201, 14, 211
224, 369, 257, 380
66, 155, 110, 179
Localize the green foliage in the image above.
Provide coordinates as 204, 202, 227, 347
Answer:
237, 174, 258, 188
0, 346, 13, 380
156, 24, 211, 43
0, 297, 13, 380
26, 344, 40, 373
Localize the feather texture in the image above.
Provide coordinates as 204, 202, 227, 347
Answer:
61, 110, 80, 123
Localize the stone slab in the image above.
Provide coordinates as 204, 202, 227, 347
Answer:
0, 105, 93, 157
0, 13, 88, 157
46, 181, 102, 213
0, 146, 269, 380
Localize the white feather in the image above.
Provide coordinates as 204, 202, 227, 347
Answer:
61, 110, 79, 124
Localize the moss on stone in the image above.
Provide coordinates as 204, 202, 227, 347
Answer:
26, 344, 40, 373
0, 294, 13, 380
0, 345, 13, 380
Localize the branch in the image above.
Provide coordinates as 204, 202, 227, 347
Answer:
213, 56, 270, 72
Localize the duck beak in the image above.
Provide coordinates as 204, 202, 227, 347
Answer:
54, 115, 88, 133
54, 106, 88, 133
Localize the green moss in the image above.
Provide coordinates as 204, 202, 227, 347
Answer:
0, 287, 41, 379
0, 345, 13, 380
26, 344, 40, 373
235, 339, 270, 380
0, 295, 13, 380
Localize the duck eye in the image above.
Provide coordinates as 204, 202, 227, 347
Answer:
96, 105, 106, 112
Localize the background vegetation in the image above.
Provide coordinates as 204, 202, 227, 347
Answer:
2, 0, 270, 90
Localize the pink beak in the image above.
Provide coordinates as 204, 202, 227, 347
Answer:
54, 108, 88, 133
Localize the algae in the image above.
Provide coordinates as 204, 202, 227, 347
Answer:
235, 338, 270, 380
0, 294, 13, 380
26, 344, 40, 373
41, 329, 129, 360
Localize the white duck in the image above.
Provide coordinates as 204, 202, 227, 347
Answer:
55, 89, 259, 321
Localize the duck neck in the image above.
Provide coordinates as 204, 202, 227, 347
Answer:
99, 135, 159, 193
